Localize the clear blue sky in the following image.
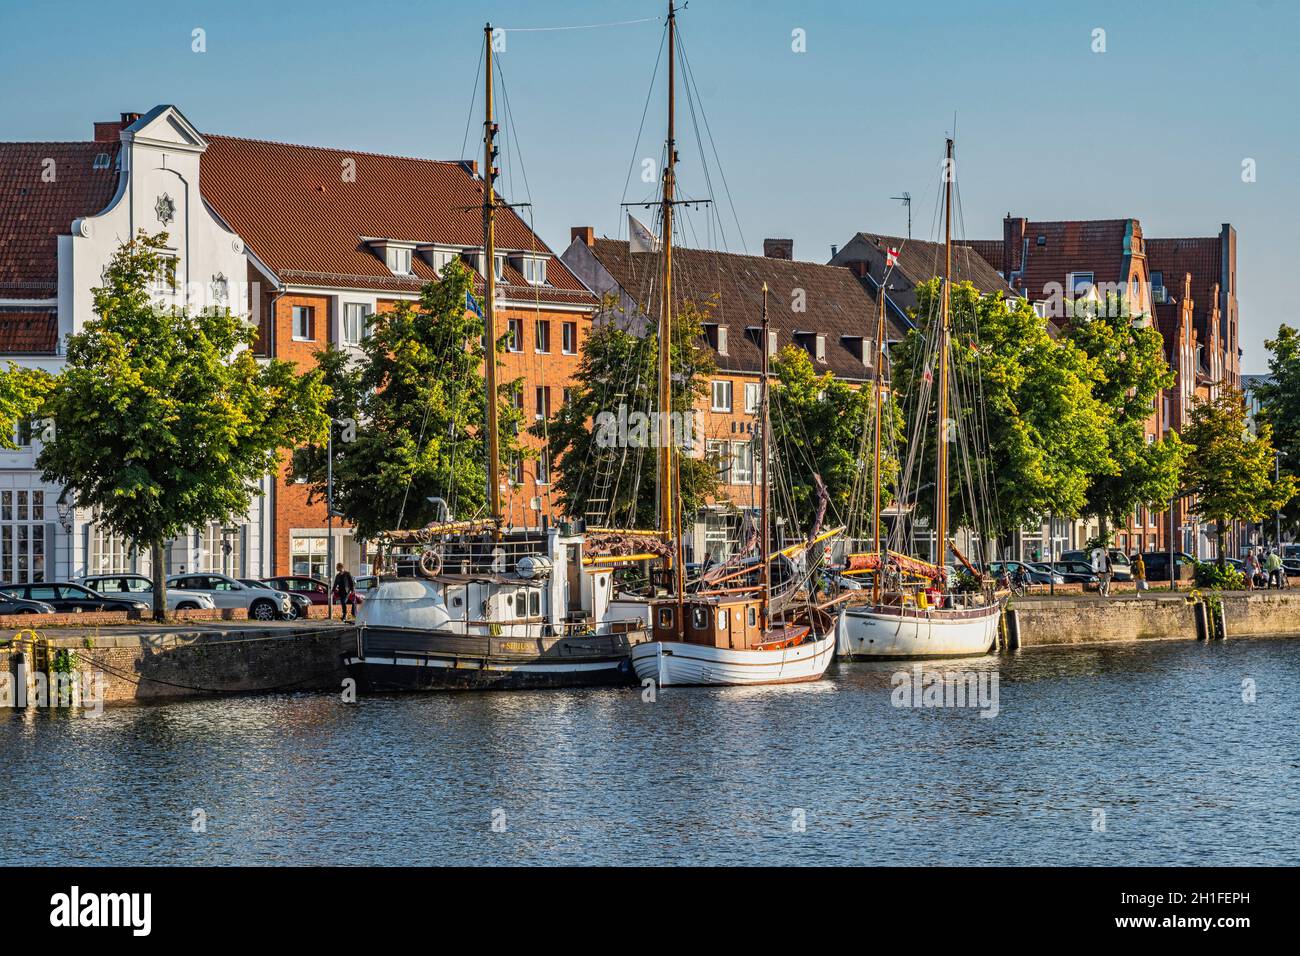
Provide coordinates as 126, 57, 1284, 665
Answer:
3, 0, 1294, 371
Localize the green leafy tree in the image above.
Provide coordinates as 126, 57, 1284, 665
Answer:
1253, 324, 1300, 536
1180, 387, 1297, 566
1065, 297, 1186, 539
39, 233, 329, 619
292, 259, 523, 538
890, 280, 1111, 540
540, 294, 720, 528
769, 345, 900, 534
0, 364, 54, 450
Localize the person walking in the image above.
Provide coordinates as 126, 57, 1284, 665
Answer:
332, 562, 357, 620
1134, 552, 1148, 592
1244, 550, 1258, 591
1265, 549, 1285, 589
1091, 545, 1112, 597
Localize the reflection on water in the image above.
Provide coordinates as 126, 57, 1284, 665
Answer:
2, 639, 1298, 865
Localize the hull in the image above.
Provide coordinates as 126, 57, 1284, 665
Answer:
630, 632, 836, 687
836, 603, 1000, 660
345, 625, 649, 691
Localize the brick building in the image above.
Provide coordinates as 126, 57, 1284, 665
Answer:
563, 232, 906, 560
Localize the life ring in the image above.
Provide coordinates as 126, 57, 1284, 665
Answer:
417, 549, 443, 579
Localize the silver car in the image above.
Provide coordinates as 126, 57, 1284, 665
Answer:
79, 573, 216, 612
166, 572, 292, 621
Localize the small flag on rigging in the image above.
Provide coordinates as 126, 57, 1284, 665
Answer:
628, 213, 660, 254
886, 247, 899, 268
922, 364, 933, 384
466, 290, 484, 318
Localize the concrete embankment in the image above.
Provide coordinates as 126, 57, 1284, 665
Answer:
1009, 590, 1300, 647
2, 621, 354, 705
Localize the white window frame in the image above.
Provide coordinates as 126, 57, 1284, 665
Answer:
534, 319, 550, 354
523, 257, 547, 285
292, 305, 314, 341
386, 247, 414, 276
1067, 271, 1094, 296
744, 382, 760, 415
507, 318, 523, 353
343, 303, 368, 345
730, 441, 753, 485
711, 380, 733, 413
562, 321, 577, 354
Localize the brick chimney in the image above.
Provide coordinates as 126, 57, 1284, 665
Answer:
94, 121, 123, 142
763, 238, 793, 260
1003, 214, 1028, 282
847, 260, 869, 279
571, 226, 594, 248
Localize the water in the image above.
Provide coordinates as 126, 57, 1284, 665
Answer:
3, 638, 1298, 866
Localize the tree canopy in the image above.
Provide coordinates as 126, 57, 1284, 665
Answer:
1253, 323, 1300, 537
38, 232, 329, 617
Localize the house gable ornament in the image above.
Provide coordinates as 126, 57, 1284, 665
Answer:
155, 193, 176, 225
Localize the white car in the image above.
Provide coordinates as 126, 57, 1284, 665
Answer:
79, 573, 217, 612
166, 572, 292, 621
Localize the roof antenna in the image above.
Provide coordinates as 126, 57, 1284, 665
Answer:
891, 192, 912, 239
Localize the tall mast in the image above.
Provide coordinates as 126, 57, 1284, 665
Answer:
871, 280, 886, 604
760, 282, 771, 631
482, 22, 502, 523
657, 0, 677, 552
934, 137, 953, 570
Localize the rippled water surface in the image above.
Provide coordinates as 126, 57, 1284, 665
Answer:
3, 638, 1298, 865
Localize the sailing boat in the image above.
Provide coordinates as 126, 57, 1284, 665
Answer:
345, 23, 653, 692
628, 5, 835, 686
834, 137, 1002, 660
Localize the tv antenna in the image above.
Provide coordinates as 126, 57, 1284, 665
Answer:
891, 192, 912, 239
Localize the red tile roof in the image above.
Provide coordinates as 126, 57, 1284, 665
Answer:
199, 135, 593, 306
1146, 237, 1222, 345
0, 142, 120, 296
587, 238, 904, 381
1000, 219, 1135, 302
0, 310, 59, 353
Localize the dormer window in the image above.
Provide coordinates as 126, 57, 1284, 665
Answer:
92, 152, 112, 170
420, 246, 458, 274
522, 257, 547, 285
703, 323, 729, 355
793, 331, 825, 363
387, 247, 413, 275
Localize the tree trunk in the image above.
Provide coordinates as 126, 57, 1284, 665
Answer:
1216, 519, 1227, 569
151, 539, 167, 622
1097, 514, 1109, 548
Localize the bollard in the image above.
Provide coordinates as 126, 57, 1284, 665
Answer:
1212, 602, 1228, 641
1004, 607, 1021, 650
1193, 601, 1209, 641
997, 612, 1008, 651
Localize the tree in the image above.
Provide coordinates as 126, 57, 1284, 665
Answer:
292, 259, 523, 538
1253, 324, 1300, 537
769, 345, 900, 535
1180, 388, 1297, 566
540, 294, 720, 528
890, 280, 1112, 541
0, 364, 54, 450
38, 233, 329, 620
1065, 297, 1186, 540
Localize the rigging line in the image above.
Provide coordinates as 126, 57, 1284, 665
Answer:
460, 41, 486, 161
617, 22, 668, 235
501, 16, 661, 32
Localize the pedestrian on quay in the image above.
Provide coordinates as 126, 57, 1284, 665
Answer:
1134, 552, 1148, 592
1244, 550, 1259, 590
1091, 545, 1112, 597
333, 562, 357, 620
1264, 549, 1285, 589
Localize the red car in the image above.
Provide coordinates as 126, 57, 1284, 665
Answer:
262, 575, 330, 605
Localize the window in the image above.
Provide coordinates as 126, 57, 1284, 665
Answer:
1, 489, 45, 584
1067, 272, 1094, 296
428, 249, 457, 273
534, 320, 551, 353
562, 387, 574, 406
202, 523, 242, 575
514, 589, 527, 618
495, 254, 506, 282
153, 256, 178, 294
562, 322, 577, 354
523, 258, 547, 285
535, 386, 551, 420
343, 303, 368, 345
507, 318, 523, 352
744, 382, 760, 415
711, 380, 733, 412
291, 534, 328, 579
706, 440, 727, 480
509, 455, 524, 485
536, 448, 550, 485
88, 525, 139, 575
747, 606, 757, 627
386, 247, 413, 275
92, 152, 112, 170
731, 441, 754, 484
292, 306, 314, 340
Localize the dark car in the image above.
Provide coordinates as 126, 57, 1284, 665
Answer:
988, 561, 1059, 586
239, 579, 310, 620
262, 575, 330, 605
0, 593, 58, 615
1139, 551, 1197, 582
1048, 561, 1100, 585
1060, 549, 1134, 582
0, 582, 149, 614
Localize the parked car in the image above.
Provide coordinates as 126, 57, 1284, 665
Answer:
78, 573, 216, 612
988, 561, 1059, 586
167, 573, 291, 621
1047, 561, 1100, 586
240, 579, 311, 620
0, 582, 149, 614
262, 575, 330, 605
0, 594, 58, 615
1139, 551, 1197, 582
1060, 549, 1134, 581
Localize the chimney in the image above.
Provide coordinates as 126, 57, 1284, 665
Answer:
763, 238, 793, 260
571, 226, 594, 248
1002, 214, 1027, 279
94, 121, 123, 143
848, 260, 869, 279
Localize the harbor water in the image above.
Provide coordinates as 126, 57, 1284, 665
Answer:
2, 637, 1297, 866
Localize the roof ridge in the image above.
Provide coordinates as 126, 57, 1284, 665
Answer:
594, 236, 861, 274
205, 132, 464, 167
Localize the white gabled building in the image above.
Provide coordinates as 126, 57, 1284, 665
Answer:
0, 105, 270, 583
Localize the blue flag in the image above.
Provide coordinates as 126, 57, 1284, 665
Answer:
466, 291, 484, 318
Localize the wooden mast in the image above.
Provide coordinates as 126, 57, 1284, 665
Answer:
871, 279, 887, 604
760, 282, 771, 632
658, 0, 677, 554
934, 136, 954, 572
482, 22, 502, 523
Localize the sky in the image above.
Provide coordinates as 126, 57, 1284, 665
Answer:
3, 0, 1295, 371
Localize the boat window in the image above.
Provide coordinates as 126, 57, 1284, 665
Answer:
747, 606, 756, 627
718, 609, 728, 630
515, 590, 528, 618
657, 607, 673, 629
452, 595, 463, 608
529, 590, 540, 615
691, 606, 709, 629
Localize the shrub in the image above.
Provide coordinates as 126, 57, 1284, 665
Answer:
1193, 561, 1244, 590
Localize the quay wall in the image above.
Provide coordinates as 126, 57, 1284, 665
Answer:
1012, 591, 1300, 647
